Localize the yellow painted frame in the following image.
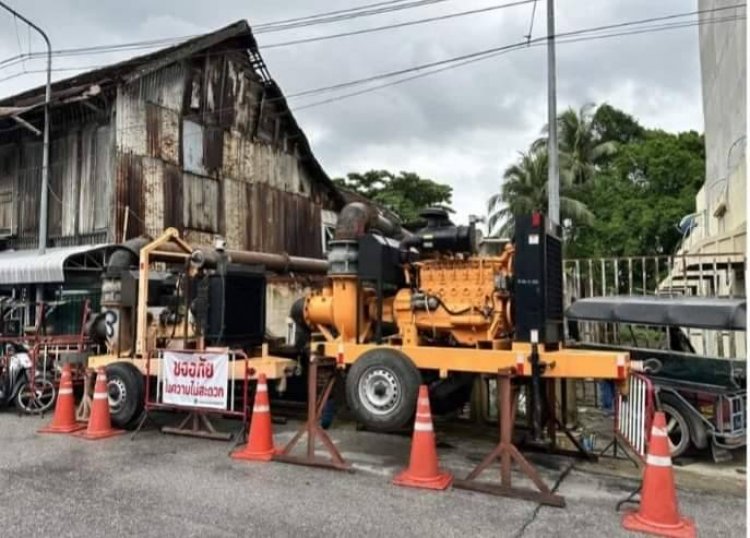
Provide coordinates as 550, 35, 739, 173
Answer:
319, 341, 628, 380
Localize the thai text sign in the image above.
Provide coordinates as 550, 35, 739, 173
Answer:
163, 351, 228, 410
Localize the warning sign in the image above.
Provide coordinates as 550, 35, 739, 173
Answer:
163, 351, 229, 410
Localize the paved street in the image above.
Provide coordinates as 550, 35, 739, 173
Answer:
0, 411, 744, 537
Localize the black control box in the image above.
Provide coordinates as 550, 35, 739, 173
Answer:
513, 213, 563, 346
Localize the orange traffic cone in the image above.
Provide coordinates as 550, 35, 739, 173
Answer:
622, 411, 696, 538
231, 373, 276, 462
393, 385, 453, 490
39, 363, 85, 434
73, 367, 125, 440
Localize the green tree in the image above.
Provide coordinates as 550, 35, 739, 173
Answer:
487, 149, 593, 237
334, 170, 453, 223
534, 103, 618, 185
567, 129, 705, 259
592, 103, 645, 146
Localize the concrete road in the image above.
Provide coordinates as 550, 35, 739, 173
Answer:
0, 412, 744, 537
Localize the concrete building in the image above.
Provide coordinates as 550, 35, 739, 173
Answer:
0, 21, 343, 335
677, 1, 746, 277
662, 1, 746, 356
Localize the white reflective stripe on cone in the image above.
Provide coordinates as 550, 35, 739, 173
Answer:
418, 398, 429, 406
58, 388, 73, 395
257, 383, 268, 392
651, 428, 668, 438
415, 412, 431, 419
97, 375, 107, 382
93, 393, 108, 400
414, 422, 433, 432
646, 454, 672, 467
254, 405, 270, 413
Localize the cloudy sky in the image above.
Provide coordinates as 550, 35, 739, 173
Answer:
0, 0, 708, 225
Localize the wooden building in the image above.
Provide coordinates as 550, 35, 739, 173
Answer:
0, 21, 342, 335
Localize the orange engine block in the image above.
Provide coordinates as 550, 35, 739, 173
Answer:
393, 247, 514, 346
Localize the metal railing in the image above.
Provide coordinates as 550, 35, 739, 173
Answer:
564, 252, 746, 300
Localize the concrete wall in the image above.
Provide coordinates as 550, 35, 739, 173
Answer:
698, 0, 746, 240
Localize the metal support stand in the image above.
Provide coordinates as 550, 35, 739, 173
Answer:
131, 409, 162, 440
454, 370, 565, 507
75, 369, 94, 423
599, 433, 641, 469
160, 410, 233, 441
274, 355, 351, 472
519, 379, 597, 462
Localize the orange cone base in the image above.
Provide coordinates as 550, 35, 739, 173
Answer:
622, 511, 696, 538
393, 468, 453, 490
38, 423, 86, 434
72, 428, 126, 440
231, 446, 276, 462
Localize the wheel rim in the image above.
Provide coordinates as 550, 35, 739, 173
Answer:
358, 367, 402, 417
663, 405, 689, 456
17, 379, 56, 414
108, 377, 127, 413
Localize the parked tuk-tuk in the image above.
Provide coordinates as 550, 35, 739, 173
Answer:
566, 295, 746, 461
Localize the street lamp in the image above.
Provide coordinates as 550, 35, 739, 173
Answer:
0, 2, 51, 255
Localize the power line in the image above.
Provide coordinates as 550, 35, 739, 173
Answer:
254, 0, 454, 33
0, 1, 743, 76
252, 0, 425, 28
0, 6, 742, 135
284, 4, 746, 101
290, 13, 744, 112
524, 0, 539, 43
2, 11, 741, 145
0, 0, 472, 71
262, 0, 535, 49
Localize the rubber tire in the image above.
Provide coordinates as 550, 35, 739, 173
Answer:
14, 373, 57, 415
659, 393, 695, 459
346, 348, 421, 432
429, 373, 475, 416
106, 362, 145, 429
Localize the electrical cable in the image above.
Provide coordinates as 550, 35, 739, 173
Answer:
262, 0, 536, 49
0, 10, 742, 143
0, 2, 742, 77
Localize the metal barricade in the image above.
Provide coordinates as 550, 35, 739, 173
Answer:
615, 372, 655, 460
141, 348, 250, 440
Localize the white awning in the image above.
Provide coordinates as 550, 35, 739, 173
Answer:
0, 244, 111, 285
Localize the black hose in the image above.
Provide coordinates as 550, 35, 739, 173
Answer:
433, 295, 472, 316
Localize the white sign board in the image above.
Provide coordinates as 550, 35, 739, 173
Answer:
162, 351, 229, 410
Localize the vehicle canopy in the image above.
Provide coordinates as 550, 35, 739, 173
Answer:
566, 296, 746, 331
566, 296, 746, 391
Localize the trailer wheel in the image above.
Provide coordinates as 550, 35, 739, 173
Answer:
659, 393, 693, 458
106, 362, 145, 429
346, 348, 420, 431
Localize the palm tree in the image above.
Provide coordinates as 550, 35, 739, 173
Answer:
487, 149, 593, 237
533, 103, 617, 185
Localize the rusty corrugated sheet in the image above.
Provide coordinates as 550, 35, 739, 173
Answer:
245, 182, 322, 258
0, 144, 15, 234
203, 125, 223, 174
183, 172, 219, 232
163, 163, 183, 229
115, 152, 144, 240
146, 102, 179, 165
18, 141, 42, 242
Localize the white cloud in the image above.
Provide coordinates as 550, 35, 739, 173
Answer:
0, 0, 710, 226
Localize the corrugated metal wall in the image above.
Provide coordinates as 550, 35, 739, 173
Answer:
113, 52, 333, 259
1, 46, 336, 259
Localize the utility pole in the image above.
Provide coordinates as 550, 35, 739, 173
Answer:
0, 2, 51, 255
546, 0, 559, 224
